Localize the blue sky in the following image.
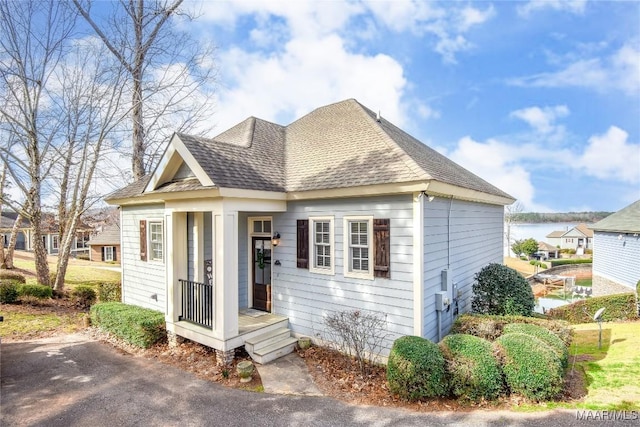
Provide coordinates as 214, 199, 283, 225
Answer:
180, 0, 639, 212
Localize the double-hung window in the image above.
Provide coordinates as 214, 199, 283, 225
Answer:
149, 221, 164, 261
309, 217, 334, 275
344, 217, 373, 279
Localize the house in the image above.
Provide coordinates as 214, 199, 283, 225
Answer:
0, 211, 30, 250
546, 223, 593, 254
536, 241, 559, 260
589, 200, 640, 296
106, 99, 514, 364
87, 223, 121, 264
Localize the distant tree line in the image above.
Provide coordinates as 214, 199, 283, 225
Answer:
510, 212, 613, 224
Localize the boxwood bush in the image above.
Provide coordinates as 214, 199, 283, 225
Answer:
495, 333, 564, 400
451, 314, 572, 346
549, 259, 592, 267
18, 283, 53, 300
439, 334, 503, 401
0, 281, 19, 303
97, 282, 122, 303
471, 264, 535, 316
547, 293, 638, 324
71, 285, 97, 308
387, 336, 447, 401
90, 302, 166, 348
502, 323, 568, 368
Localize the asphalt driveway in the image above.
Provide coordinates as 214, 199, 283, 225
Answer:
0, 334, 627, 426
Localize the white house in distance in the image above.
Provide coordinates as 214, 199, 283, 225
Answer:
545, 223, 594, 254
106, 99, 514, 364
590, 200, 640, 296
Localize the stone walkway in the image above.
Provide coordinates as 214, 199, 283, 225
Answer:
256, 352, 323, 396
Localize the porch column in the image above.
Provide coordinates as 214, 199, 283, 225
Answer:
214, 212, 239, 339
167, 212, 187, 323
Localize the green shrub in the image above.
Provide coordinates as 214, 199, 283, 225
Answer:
0, 281, 19, 303
97, 282, 122, 303
502, 323, 568, 368
439, 334, 503, 401
0, 271, 26, 284
387, 336, 447, 401
636, 280, 640, 316
549, 259, 592, 267
472, 264, 535, 316
71, 285, 97, 309
18, 283, 53, 300
451, 314, 572, 346
90, 302, 166, 348
547, 293, 637, 324
495, 333, 564, 400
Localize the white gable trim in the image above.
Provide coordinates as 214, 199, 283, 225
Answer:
144, 134, 214, 194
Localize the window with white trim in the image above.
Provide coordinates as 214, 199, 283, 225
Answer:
149, 221, 164, 261
104, 246, 114, 262
309, 217, 334, 275
52, 235, 59, 250
344, 217, 374, 279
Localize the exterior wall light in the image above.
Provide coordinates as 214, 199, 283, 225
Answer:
272, 232, 281, 247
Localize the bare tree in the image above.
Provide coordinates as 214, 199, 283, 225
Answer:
505, 201, 524, 257
73, 0, 216, 180
3, 214, 22, 269
0, 163, 7, 267
0, 0, 76, 286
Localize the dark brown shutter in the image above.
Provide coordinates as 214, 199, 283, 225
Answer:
139, 220, 147, 261
113, 246, 117, 262
101, 246, 105, 261
374, 219, 390, 278
297, 219, 309, 269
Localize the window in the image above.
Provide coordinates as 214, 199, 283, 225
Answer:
344, 217, 373, 279
104, 246, 114, 262
52, 235, 59, 250
252, 220, 271, 234
149, 221, 163, 261
309, 217, 334, 275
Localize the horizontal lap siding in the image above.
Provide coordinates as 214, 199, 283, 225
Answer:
593, 231, 640, 289
121, 204, 166, 312
423, 198, 503, 341
273, 196, 414, 355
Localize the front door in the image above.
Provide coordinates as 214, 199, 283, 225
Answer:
252, 237, 272, 312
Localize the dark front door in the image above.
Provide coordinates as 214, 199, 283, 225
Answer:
252, 237, 272, 312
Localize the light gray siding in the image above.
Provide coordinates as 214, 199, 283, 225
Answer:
121, 204, 166, 312
593, 231, 640, 290
422, 198, 504, 342
272, 195, 414, 355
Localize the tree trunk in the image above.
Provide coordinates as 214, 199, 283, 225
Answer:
30, 210, 51, 286
3, 214, 22, 269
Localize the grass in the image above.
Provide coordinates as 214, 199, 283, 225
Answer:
575, 278, 592, 287
0, 308, 85, 339
518, 321, 640, 411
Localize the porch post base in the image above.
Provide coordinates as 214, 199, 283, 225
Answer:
167, 331, 186, 348
215, 349, 235, 367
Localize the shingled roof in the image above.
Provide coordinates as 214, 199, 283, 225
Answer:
87, 224, 121, 246
107, 99, 512, 203
590, 200, 640, 233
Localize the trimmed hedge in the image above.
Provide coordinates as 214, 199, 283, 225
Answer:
90, 302, 166, 348
71, 285, 97, 309
0, 281, 19, 303
471, 263, 535, 316
451, 314, 572, 346
502, 323, 568, 368
387, 336, 447, 401
439, 334, 503, 401
18, 283, 53, 300
97, 282, 122, 303
0, 271, 26, 284
549, 259, 592, 267
495, 333, 564, 400
547, 293, 638, 324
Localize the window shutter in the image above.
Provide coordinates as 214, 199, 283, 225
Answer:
139, 220, 147, 261
101, 246, 105, 261
373, 219, 390, 278
297, 219, 309, 268
113, 246, 117, 262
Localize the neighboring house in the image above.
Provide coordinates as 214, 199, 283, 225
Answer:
87, 223, 121, 264
536, 241, 559, 260
0, 211, 91, 255
590, 200, 640, 297
546, 223, 593, 254
106, 99, 514, 364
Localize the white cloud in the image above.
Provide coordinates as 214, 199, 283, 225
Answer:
577, 126, 640, 184
509, 43, 640, 96
510, 105, 569, 134
518, 0, 587, 16
213, 34, 408, 132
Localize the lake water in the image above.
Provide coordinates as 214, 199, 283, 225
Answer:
504, 222, 579, 256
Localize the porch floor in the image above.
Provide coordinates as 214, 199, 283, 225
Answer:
238, 309, 288, 335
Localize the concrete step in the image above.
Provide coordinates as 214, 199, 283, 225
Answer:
252, 337, 298, 365
244, 328, 292, 354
